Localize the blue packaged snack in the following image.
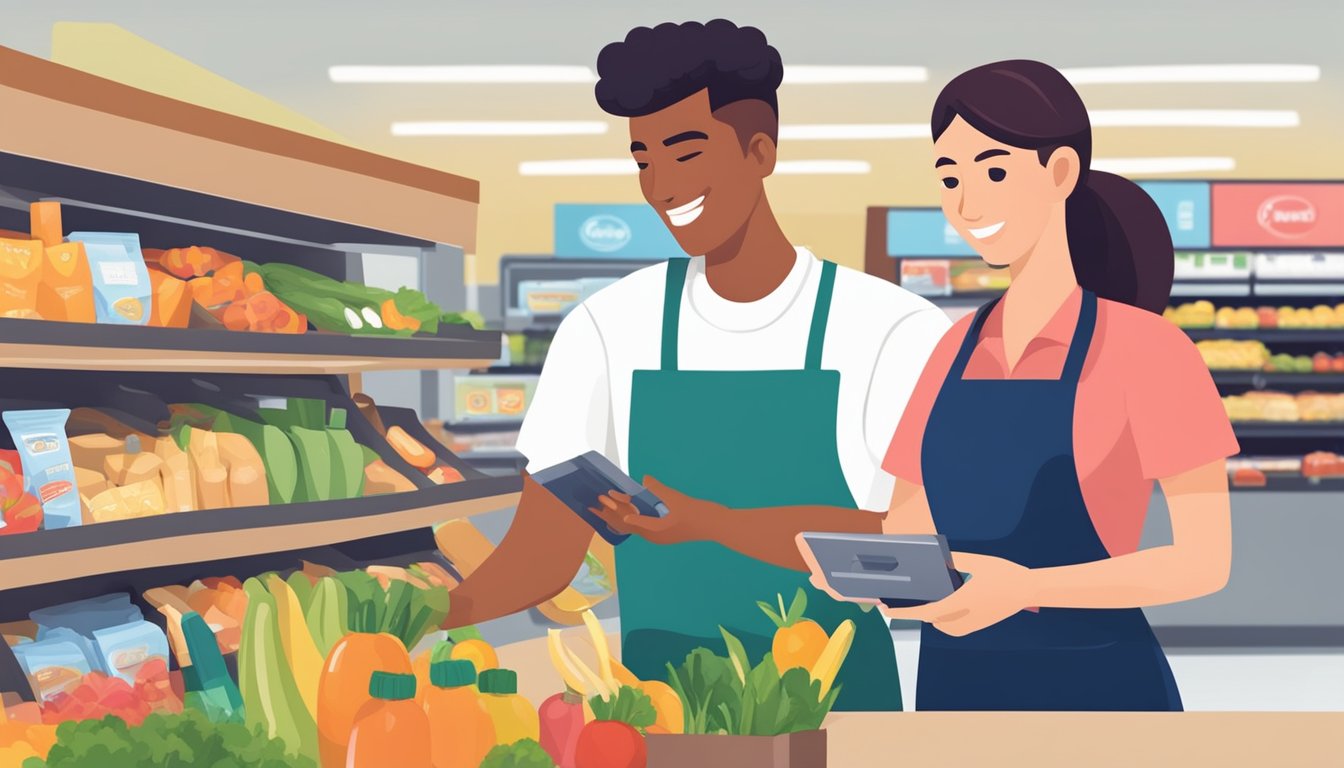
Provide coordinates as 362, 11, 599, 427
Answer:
11, 636, 92, 702
68, 231, 151, 325
32, 593, 139, 644
37, 627, 106, 675
92, 620, 169, 685
3, 408, 82, 529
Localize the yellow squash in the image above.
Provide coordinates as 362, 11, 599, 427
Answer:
266, 573, 322, 717
809, 619, 856, 697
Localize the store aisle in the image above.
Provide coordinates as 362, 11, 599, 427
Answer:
888, 629, 1344, 711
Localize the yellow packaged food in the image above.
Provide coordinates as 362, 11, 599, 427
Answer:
155, 437, 194, 513
496, 387, 526, 415
0, 238, 44, 319
36, 242, 96, 323
216, 432, 267, 508
69, 433, 125, 470
103, 451, 163, 486
185, 428, 229, 510
87, 479, 167, 522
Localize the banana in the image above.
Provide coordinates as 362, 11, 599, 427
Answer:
580, 609, 618, 693
267, 573, 322, 718
809, 619, 856, 697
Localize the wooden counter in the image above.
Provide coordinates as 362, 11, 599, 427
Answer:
498, 632, 1342, 767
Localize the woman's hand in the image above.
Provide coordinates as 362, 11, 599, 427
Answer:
794, 533, 881, 607
881, 553, 1036, 636
590, 476, 718, 545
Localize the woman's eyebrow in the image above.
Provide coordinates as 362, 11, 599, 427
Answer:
935, 157, 956, 167
975, 149, 1011, 162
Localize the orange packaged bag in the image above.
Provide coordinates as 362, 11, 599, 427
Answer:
30, 202, 64, 248
0, 238, 44, 319
36, 243, 96, 323
148, 270, 192, 328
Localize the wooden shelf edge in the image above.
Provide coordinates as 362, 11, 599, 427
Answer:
0, 486, 521, 591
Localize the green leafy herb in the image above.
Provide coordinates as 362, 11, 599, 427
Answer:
588, 685, 657, 731
757, 588, 808, 629
479, 738, 556, 768
28, 710, 313, 768
664, 635, 842, 736
664, 649, 742, 735
335, 569, 451, 649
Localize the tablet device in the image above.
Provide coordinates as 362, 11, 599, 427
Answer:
531, 451, 669, 545
801, 532, 965, 608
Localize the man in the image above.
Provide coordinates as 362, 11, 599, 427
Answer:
445, 19, 948, 711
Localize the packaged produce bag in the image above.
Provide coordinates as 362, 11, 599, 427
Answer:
0, 238, 44, 319
30, 202, 64, 248
69, 231, 152, 325
2, 409, 82, 529
36, 242, 96, 323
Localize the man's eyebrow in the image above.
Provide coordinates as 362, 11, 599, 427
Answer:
630, 141, 648, 152
975, 149, 1011, 162
935, 157, 956, 168
663, 131, 709, 146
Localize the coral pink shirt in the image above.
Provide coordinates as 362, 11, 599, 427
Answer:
883, 288, 1239, 557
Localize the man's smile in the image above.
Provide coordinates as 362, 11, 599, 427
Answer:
667, 194, 708, 227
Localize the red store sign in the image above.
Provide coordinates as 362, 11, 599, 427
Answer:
1211, 183, 1344, 247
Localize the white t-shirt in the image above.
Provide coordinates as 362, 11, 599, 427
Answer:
515, 247, 951, 510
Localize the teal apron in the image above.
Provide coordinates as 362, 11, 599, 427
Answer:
616, 257, 902, 711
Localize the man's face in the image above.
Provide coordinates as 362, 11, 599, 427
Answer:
629, 89, 769, 256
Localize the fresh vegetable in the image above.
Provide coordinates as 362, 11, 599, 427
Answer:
758, 589, 829, 673
266, 574, 322, 718
576, 687, 652, 768
808, 618, 855, 698
450, 638, 499, 673
238, 578, 319, 762
663, 624, 846, 737
156, 245, 240, 280
480, 738, 557, 768
386, 425, 436, 469
304, 577, 348, 658
26, 709, 313, 768
539, 692, 585, 768
256, 262, 444, 337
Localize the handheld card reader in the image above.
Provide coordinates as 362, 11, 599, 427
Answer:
801, 532, 965, 608
532, 450, 669, 545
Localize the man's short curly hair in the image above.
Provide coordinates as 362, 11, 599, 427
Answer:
595, 19, 783, 142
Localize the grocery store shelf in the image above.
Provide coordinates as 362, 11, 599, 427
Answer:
1170, 282, 1253, 297
0, 476, 521, 591
1212, 372, 1344, 387
442, 418, 524, 433
1183, 329, 1344, 343
1255, 282, 1344, 297
1232, 422, 1344, 439
0, 317, 501, 374
1230, 475, 1344, 493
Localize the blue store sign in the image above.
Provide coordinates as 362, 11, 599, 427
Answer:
1137, 181, 1211, 249
555, 204, 690, 259
886, 209, 977, 257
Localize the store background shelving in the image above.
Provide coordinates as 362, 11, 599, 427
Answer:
0, 48, 521, 622
862, 182, 1344, 647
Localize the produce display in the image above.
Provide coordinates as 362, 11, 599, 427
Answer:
1195, 341, 1344, 373
1222, 391, 1344, 423
26, 709, 310, 768
0, 394, 452, 538
1229, 453, 1344, 486
481, 739, 557, 768
1166, 301, 1344, 330
0, 202, 480, 336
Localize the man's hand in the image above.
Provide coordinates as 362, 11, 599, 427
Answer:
589, 476, 720, 545
879, 552, 1035, 636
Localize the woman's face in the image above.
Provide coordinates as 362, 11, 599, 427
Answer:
933, 116, 1078, 268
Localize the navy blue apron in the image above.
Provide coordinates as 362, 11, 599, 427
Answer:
916, 290, 1182, 711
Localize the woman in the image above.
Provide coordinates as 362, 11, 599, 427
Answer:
594, 60, 1237, 711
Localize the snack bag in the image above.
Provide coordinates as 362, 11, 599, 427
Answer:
69, 232, 151, 325
0, 238, 44, 319
37, 242, 96, 323
3, 409, 83, 529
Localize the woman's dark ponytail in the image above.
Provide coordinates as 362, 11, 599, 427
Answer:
932, 60, 1175, 313
1066, 172, 1174, 314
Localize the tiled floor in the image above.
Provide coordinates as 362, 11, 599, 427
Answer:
890, 629, 1344, 711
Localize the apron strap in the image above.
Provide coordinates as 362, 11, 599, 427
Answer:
947, 296, 1002, 379
660, 257, 691, 371
804, 260, 839, 370
1059, 290, 1099, 384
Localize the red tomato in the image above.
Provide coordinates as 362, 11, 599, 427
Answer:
575, 721, 647, 768
0, 465, 21, 508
